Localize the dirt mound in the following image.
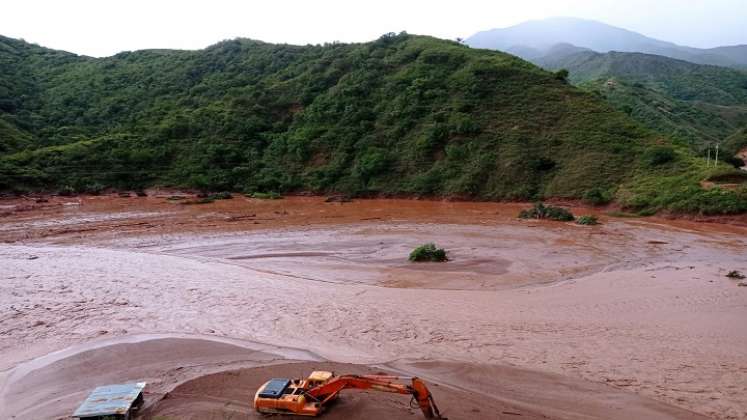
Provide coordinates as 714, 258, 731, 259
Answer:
142, 362, 541, 420
144, 360, 708, 420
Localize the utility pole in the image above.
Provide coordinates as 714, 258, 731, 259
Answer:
714, 144, 719, 167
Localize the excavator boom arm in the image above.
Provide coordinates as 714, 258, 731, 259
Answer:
306, 375, 444, 419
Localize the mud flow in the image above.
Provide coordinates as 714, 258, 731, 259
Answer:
1, 194, 745, 419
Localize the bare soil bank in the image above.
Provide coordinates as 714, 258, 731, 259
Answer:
1, 193, 745, 245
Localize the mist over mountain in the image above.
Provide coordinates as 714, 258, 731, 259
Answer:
466, 17, 747, 69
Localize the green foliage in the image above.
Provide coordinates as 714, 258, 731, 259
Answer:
541, 51, 747, 152
250, 191, 282, 199
409, 243, 448, 262
518, 202, 575, 221
582, 187, 613, 206
617, 151, 747, 215
0, 33, 658, 201
576, 215, 599, 225
643, 146, 676, 167
0, 34, 742, 214
554, 68, 569, 83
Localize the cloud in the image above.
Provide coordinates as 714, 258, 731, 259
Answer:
2, 0, 744, 56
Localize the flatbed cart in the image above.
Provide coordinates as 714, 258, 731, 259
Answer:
73, 382, 146, 420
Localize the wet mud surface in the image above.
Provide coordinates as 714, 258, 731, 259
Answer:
1, 194, 746, 419
0, 336, 709, 420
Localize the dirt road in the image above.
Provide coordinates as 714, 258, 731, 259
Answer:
0, 194, 745, 419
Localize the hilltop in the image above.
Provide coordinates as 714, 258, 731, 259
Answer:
1, 33, 745, 214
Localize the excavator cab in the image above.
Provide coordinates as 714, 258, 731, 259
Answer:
306, 371, 334, 388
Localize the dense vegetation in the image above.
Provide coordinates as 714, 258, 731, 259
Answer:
1, 33, 745, 214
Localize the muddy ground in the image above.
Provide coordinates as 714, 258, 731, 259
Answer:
0, 194, 746, 419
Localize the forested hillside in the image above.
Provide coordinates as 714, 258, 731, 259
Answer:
1, 33, 745, 214
538, 51, 747, 151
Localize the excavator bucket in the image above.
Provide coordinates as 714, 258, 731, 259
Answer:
412, 378, 441, 418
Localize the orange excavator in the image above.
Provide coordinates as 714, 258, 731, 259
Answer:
254, 370, 446, 418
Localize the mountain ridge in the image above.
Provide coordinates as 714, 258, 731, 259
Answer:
466, 17, 747, 69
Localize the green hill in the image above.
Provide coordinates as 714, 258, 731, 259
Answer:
1, 33, 745, 214
539, 50, 747, 150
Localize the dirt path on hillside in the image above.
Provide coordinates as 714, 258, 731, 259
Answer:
1, 195, 746, 419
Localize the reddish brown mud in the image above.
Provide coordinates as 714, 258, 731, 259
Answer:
0, 194, 745, 419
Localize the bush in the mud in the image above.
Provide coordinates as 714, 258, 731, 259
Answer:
518, 202, 575, 221
250, 191, 282, 200
409, 243, 448, 262
576, 215, 599, 225
726, 270, 745, 279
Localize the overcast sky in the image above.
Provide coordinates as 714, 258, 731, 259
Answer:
2, 0, 745, 57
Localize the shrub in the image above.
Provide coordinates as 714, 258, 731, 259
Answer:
250, 191, 282, 200
643, 146, 676, 167
518, 202, 575, 221
637, 208, 657, 217
576, 215, 599, 225
58, 186, 75, 196
726, 270, 745, 280
582, 188, 613, 206
409, 243, 448, 262
83, 183, 105, 195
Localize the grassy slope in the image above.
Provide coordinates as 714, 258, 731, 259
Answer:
545, 51, 747, 104
583, 79, 747, 149
1, 33, 745, 214
540, 51, 747, 151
